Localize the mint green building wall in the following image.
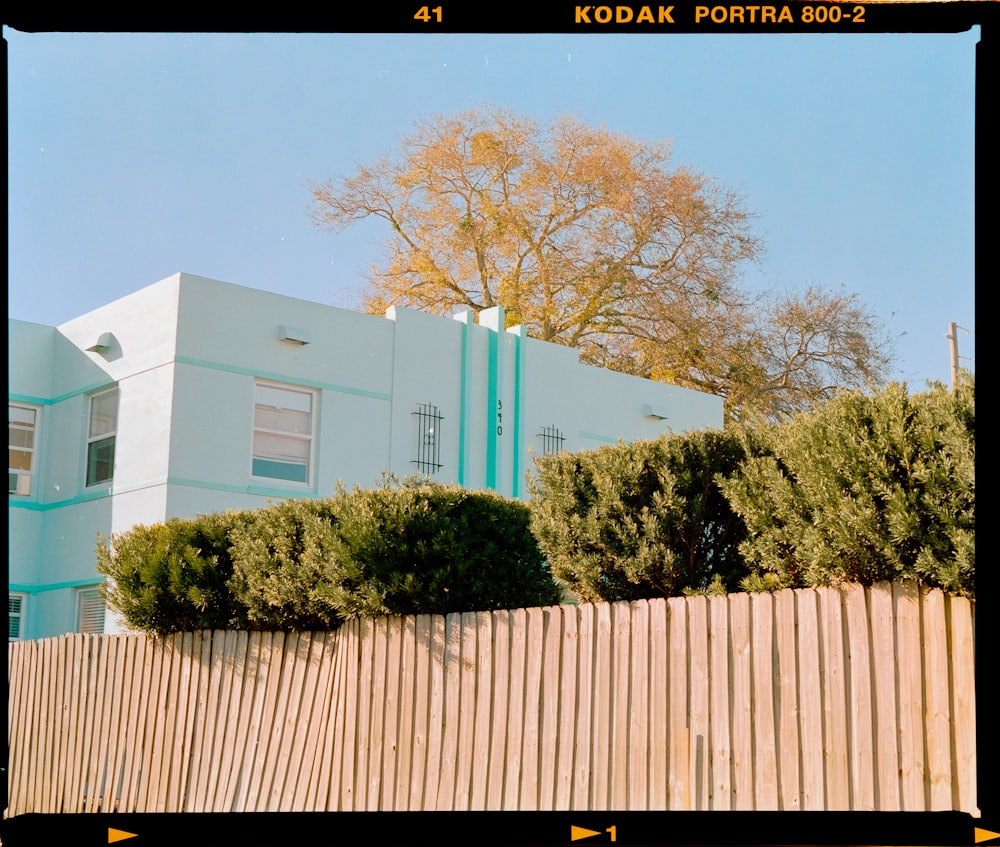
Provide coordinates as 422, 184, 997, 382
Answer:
9, 272, 723, 639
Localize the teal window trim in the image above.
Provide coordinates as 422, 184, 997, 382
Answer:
9, 577, 106, 595
9, 379, 117, 408
175, 356, 390, 402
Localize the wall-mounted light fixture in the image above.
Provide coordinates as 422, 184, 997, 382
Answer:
278, 325, 311, 345
643, 404, 669, 420
85, 331, 117, 353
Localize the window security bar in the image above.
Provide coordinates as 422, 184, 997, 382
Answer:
538, 424, 566, 456
412, 403, 444, 474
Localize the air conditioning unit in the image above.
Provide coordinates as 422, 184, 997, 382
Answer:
8, 471, 31, 496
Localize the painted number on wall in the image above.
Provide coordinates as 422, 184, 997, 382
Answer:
497, 400, 503, 436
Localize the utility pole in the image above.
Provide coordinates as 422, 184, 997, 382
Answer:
946, 321, 959, 391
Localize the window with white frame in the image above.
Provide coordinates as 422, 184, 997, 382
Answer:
9, 403, 38, 496
252, 382, 315, 484
9, 593, 27, 640
86, 388, 119, 487
76, 588, 105, 634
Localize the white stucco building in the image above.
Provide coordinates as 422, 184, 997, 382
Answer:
9, 273, 724, 640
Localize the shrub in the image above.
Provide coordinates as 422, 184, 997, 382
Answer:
102, 477, 563, 634
720, 376, 974, 596
527, 428, 755, 602
97, 510, 252, 635
226, 498, 345, 629
229, 478, 562, 625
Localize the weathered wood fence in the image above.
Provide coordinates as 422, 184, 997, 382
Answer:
6, 582, 976, 816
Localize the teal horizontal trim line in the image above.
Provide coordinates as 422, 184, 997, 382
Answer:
174, 356, 391, 401
578, 431, 619, 444
9, 379, 117, 407
8, 489, 111, 511
169, 476, 320, 500
9, 577, 106, 595
8, 477, 320, 511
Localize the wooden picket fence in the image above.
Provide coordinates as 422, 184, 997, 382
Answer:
6, 582, 976, 816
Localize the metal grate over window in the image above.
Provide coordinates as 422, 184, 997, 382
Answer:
538, 425, 566, 456
412, 403, 444, 475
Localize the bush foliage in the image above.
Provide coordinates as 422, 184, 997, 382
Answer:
99, 478, 562, 634
721, 376, 974, 597
527, 428, 756, 602
98, 510, 251, 634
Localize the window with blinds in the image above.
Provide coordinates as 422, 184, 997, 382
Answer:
9, 404, 38, 496
9, 593, 26, 640
86, 388, 119, 487
76, 588, 105, 634
252, 382, 315, 484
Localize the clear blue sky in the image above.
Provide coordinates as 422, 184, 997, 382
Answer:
6, 29, 977, 390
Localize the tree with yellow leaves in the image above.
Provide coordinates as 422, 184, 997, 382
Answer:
310, 106, 891, 420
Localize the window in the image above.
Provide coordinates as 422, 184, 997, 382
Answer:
86, 388, 118, 486
9, 593, 26, 640
252, 382, 314, 484
9, 404, 38, 496
76, 588, 105, 634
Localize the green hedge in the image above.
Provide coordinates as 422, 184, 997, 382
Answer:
97, 510, 251, 634
98, 478, 562, 634
721, 377, 974, 596
527, 428, 755, 602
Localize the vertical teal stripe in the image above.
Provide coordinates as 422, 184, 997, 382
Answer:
511, 329, 524, 499
457, 318, 472, 486
486, 325, 499, 490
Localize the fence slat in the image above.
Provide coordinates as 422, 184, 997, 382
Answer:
591, 603, 613, 811
843, 584, 874, 811
572, 604, 594, 811
350, 619, 374, 811
797, 590, 824, 811
502, 608, 526, 811
773, 590, 800, 811
949, 594, 977, 815
381, 618, 403, 810
870, 583, 900, 811
728, 594, 751, 811
611, 601, 631, 811
485, 610, 509, 810
539, 607, 562, 812
751, 593, 777, 810
688, 596, 710, 811
666, 598, 690, 809
423, 614, 446, 811
454, 612, 478, 810
818, 588, 849, 810
436, 612, 462, 810
648, 599, 668, 811
555, 605, 577, 811
921, 589, 952, 811
396, 614, 418, 811
895, 582, 925, 810
708, 596, 730, 811
409, 615, 433, 811
518, 607, 545, 811
333, 626, 357, 812
628, 600, 649, 812
469, 611, 493, 810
